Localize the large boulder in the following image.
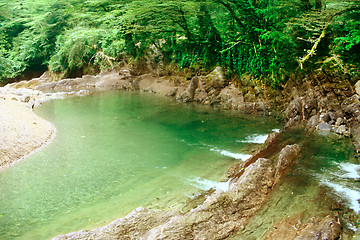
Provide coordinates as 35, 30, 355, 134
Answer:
342, 94, 360, 118
176, 76, 199, 102
203, 66, 227, 91
285, 98, 303, 119
218, 84, 244, 109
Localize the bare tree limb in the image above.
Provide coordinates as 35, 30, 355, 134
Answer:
299, 4, 360, 68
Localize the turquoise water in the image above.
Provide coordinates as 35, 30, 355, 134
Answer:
0, 91, 280, 240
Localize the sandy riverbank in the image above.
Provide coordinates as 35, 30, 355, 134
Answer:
0, 83, 92, 168
0, 97, 55, 168
0, 88, 56, 168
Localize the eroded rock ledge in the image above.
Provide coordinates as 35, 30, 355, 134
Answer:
52, 140, 340, 240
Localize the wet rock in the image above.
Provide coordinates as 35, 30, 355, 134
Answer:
294, 215, 341, 240
52, 208, 175, 240
227, 162, 244, 179
54, 141, 304, 240
342, 94, 360, 117
176, 76, 199, 102
318, 122, 332, 131
335, 117, 345, 126
204, 66, 227, 91
285, 98, 302, 119
350, 125, 360, 156
264, 214, 341, 240
321, 112, 331, 122
229, 157, 275, 201
263, 214, 303, 240
274, 144, 302, 182
306, 115, 320, 132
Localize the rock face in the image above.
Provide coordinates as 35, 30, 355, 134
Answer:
175, 67, 271, 114
281, 74, 360, 155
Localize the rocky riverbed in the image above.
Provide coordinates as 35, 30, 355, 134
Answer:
1, 67, 360, 239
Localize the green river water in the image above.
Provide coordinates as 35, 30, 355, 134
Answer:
0, 91, 359, 239
0, 91, 280, 239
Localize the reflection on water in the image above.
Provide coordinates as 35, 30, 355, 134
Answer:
0, 91, 280, 240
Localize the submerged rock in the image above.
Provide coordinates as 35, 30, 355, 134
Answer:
294, 215, 341, 240
263, 214, 341, 240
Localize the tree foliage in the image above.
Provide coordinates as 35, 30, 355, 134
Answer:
0, 0, 359, 85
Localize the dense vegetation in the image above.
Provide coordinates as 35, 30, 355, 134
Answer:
0, 0, 359, 87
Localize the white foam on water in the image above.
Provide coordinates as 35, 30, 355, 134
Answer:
237, 134, 269, 144
320, 179, 360, 214
272, 129, 280, 133
187, 177, 229, 192
346, 222, 358, 232
43, 90, 90, 100
210, 148, 252, 160
337, 162, 360, 179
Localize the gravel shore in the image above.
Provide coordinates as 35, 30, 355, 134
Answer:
0, 91, 56, 168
